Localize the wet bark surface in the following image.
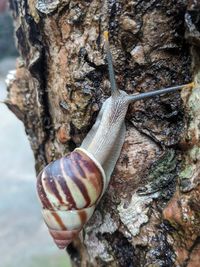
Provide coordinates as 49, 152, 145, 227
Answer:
7, 0, 200, 266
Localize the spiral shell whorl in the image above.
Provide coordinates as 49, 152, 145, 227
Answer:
37, 149, 105, 249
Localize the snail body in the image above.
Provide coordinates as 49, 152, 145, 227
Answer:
37, 91, 129, 249
37, 32, 194, 249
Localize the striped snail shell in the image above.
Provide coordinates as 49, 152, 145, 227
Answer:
37, 148, 106, 249
36, 31, 194, 249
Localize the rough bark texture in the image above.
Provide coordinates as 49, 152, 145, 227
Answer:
7, 0, 200, 266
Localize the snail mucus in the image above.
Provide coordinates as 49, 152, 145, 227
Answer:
37, 31, 194, 249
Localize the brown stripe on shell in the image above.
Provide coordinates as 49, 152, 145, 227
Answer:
78, 209, 88, 224
48, 210, 67, 230
44, 160, 65, 205
37, 171, 53, 209
59, 157, 77, 209
37, 172, 66, 230
71, 152, 86, 178
62, 152, 91, 207
45, 157, 77, 210
49, 229, 80, 241
57, 177, 76, 209
75, 150, 103, 199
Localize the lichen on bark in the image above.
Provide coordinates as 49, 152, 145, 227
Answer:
7, 0, 200, 266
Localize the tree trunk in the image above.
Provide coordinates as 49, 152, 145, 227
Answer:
7, 0, 200, 266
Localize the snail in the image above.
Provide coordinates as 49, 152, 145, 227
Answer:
37, 31, 194, 249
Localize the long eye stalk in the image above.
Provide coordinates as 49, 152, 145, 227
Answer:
104, 31, 119, 96
127, 82, 195, 102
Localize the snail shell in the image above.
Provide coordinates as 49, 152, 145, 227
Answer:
37, 148, 106, 249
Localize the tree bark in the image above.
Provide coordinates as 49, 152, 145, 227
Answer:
7, 0, 200, 266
